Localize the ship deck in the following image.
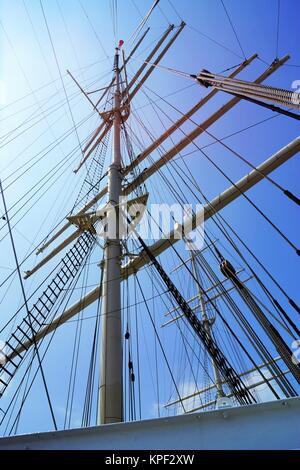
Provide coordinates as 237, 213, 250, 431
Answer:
0, 397, 299, 450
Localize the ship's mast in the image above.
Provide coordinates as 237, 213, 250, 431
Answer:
1, 9, 299, 424
98, 46, 123, 424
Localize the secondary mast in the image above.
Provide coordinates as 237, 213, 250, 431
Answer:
189, 250, 225, 403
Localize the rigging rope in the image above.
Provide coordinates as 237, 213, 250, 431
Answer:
187, 24, 244, 60
129, 88, 300, 322
196, 70, 300, 112
276, 0, 281, 58
1, 260, 90, 433
130, 51, 300, 122
136, 82, 300, 254
40, 0, 85, 159
78, 0, 109, 58
139, 81, 300, 207
135, 275, 187, 413
0, 181, 58, 430
127, 100, 300, 396
220, 0, 246, 59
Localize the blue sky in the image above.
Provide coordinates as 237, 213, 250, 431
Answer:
0, 0, 299, 434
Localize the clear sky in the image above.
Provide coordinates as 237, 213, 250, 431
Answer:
0, 0, 299, 435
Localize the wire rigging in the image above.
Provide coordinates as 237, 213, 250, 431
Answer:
135, 275, 187, 414
187, 24, 244, 60
276, 0, 281, 58
0, 181, 58, 431
129, 85, 300, 314
39, 0, 84, 155
136, 81, 300, 255
140, 80, 299, 204
78, 0, 109, 59
220, 0, 246, 59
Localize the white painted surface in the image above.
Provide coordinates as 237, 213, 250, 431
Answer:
0, 397, 299, 450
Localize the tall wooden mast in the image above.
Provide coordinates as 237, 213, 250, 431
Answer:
190, 250, 225, 401
98, 46, 123, 424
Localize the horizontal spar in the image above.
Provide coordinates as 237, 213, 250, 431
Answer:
25, 229, 81, 278
124, 55, 290, 196
36, 186, 107, 255
125, 134, 300, 274
126, 24, 175, 93
124, 53, 258, 174
165, 357, 281, 408
126, 22, 186, 104
16, 135, 300, 349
